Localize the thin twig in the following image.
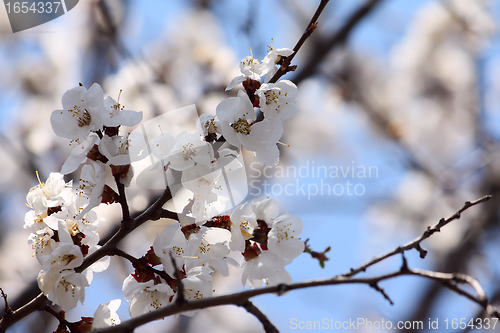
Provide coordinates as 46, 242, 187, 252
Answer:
293, 0, 387, 84
0, 290, 10, 315
369, 283, 394, 305
241, 300, 279, 333
342, 195, 492, 277
462, 289, 500, 333
112, 248, 173, 284
44, 305, 76, 333
91, 266, 500, 333
169, 253, 185, 306
160, 209, 179, 221
0, 293, 47, 333
115, 175, 131, 223
268, 0, 330, 84
75, 187, 173, 274
0, 187, 174, 331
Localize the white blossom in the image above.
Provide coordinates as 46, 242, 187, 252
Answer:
181, 164, 221, 199
251, 198, 280, 223
241, 250, 281, 288
216, 90, 283, 166
229, 204, 257, 252
197, 114, 220, 139
25, 172, 73, 225
168, 132, 214, 171
179, 265, 214, 316
44, 269, 91, 311
261, 46, 293, 83
60, 133, 100, 175
268, 213, 305, 265
185, 227, 234, 277
226, 54, 263, 91
122, 275, 174, 318
50, 83, 106, 140
28, 227, 56, 262
153, 222, 198, 276
76, 161, 106, 219
93, 299, 121, 328
256, 80, 299, 121
37, 223, 84, 294
149, 132, 176, 160
99, 134, 132, 166
101, 96, 143, 127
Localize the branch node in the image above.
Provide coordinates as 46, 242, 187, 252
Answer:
414, 243, 428, 259
400, 253, 409, 272
0, 289, 11, 316
369, 283, 394, 305
276, 284, 288, 297
159, 209, 180, 221
241, 300, 279, 333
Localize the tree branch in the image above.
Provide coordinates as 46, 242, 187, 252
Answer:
240, 300, 279, 333
160, 209, 179, 221
0, 293, 47, 333
342, 195, 492, 277
91, 265, 500, 333
75, 187, 173, 274
44, 305, 77, 333
115, 175, 131, 223
112, 248, 173, 284
0, 187, 174, 332
268, 0, 330, 84
292, 0, 387, 85
87, 195, 495, 332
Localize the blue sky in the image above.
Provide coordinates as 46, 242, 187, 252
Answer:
2, 0, 500, 331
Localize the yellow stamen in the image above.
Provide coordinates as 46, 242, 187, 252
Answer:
277, 141, 290, 148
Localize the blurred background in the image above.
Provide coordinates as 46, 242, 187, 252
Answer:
1, 0, 500, 332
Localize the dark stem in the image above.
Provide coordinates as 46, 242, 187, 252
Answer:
268, 0, 330, 84
0, 293, 48, 333
75, 187, 173, 274
115, 174, 131, 223
369, 283, 394, 305
342, 195, 492, 278
112, 248, 174, 284
293, 0, 387, 85
241, 300, 279, 333
44, 305, 77, 333
91, 266, 500, 333
169, 253, 185, 305
0, 186, 173, 331
0, 290, 10, 315
160, 209, 179, 221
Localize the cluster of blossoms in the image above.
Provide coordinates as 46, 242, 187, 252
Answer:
143, 45, 300, 222
24, 45, 308, 325
124, 197, 303, 317
25, 83, 142, 326
217, 45, 298, 166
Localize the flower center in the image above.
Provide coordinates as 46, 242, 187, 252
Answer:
204, 119, 218, 134
59, 279, 73, 292
69, 105, 92, 127
264, 90, 280, 105
62, 253, 78, 265
232, 118, 251, 135
182, 143, 196, 160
